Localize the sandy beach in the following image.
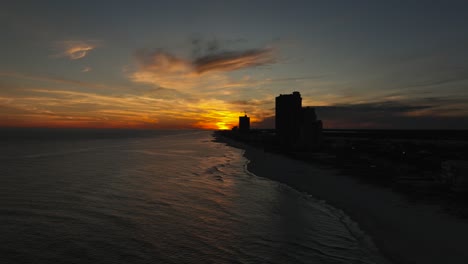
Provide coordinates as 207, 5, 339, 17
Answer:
218, 136, 468, 264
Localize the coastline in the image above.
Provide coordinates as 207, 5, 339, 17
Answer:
215, 134, 468, 264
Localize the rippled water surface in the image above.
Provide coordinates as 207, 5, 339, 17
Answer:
0, 130, 383, 263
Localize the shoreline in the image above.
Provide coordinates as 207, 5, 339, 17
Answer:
214, 134, 468, 264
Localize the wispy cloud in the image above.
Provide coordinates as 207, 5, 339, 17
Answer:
406, 72, 468, 89
130, 46, 275, 91
0, 71, 124, 91
54, 40, 100, 60
81, 67, 92, 73
193, 48, 274, 74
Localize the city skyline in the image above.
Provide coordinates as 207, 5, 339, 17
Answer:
2, 1, 468, 129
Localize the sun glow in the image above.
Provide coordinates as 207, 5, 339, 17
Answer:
0, 77, 269, 130
216, 122, 230, 130
191, 112, 239, 130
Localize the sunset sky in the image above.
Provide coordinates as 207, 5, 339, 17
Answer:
2, 1, 468, 129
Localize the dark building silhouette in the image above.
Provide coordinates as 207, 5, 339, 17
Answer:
275, 91, 322, 149
239, 114, 250, 132
301, 107, 323, 149
276, 91, 302, 147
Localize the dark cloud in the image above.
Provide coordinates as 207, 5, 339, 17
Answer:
193, 48, 275, 74
190, 37, 220, 58
189, 36, 248, 58
318, 101, 432, 115
315, 100, 468, 129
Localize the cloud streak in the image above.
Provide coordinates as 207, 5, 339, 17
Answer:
193, 48, 274, 74
130, 46, 275, 91
55, 40, 100, 60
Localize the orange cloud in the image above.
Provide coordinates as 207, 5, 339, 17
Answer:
0, 87, 267, 129
2, 43, 278, 129
130, 47, 275, 91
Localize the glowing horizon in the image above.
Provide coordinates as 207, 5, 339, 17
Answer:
1, 1, 468, 130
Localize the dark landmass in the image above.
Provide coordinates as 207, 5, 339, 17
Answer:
214, 129, 468, 264
215, 129, 468, 217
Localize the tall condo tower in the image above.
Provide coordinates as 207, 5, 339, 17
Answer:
239, 114, 250, 132
275, 91, 302, 146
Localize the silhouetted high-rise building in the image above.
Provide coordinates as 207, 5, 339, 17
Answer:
301, 107, 322, 149
275, 91, 323, 149
276, 91, 302, 147
239, 114, 250, 132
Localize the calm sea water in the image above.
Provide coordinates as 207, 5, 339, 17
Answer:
0, 130, 384, 263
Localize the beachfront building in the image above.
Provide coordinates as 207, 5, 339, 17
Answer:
275, 91, 322, 150
301, 107, 323, 149
275, 91, 302, 147
239, 114, 250, 132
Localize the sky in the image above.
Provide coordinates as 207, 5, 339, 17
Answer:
1, 0, 468, 129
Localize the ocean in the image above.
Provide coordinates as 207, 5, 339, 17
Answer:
0, 129, 384, 263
